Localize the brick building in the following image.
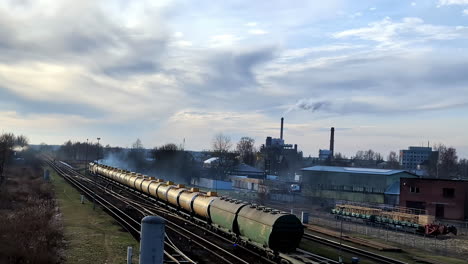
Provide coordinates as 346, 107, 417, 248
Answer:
400, 178, 468, 220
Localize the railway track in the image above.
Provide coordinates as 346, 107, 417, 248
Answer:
302, 233, 408, 264
46, 158, 362, 264
45, 159, 276, 264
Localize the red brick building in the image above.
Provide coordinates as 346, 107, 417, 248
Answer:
400, 178, 468, 220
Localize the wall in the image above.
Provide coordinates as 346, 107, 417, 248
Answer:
192, 178, 233, 190
400, 178, 468, 220
302, 189, 385, 203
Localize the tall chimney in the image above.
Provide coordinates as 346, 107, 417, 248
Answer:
280, 117, 284, 140
330, 127, 335, 157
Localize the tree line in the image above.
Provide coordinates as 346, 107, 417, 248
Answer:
49, 135, 468, 180
333, 144, 467, 179
0, 132, 29, 185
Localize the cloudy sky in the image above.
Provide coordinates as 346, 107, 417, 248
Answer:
1, 0, 468, 158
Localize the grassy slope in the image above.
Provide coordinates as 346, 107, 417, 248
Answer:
47, 166, 139, 264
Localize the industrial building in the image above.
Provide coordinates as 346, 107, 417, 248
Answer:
300, 166, 417, 205
400, 178, 468, 220
399, 146, 438, 174
260, 117, 302, 181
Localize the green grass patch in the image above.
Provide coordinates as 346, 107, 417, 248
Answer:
47, 166, 139, 264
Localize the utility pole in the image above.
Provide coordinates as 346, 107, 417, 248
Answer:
94, 137, 101, 210
339, 217, 343, 263
85, 138, 89, 173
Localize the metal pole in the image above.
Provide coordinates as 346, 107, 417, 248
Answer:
140, 216, 165, 264
85, 138, 88, 173
94, 137, 100, 210
127, 246, 133, 264
339, 218, 343, 263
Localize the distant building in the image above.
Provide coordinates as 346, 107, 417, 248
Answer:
400, 178, 468, 220
300, 166, 417, 205
229, 163, 265, 179
260, 117, 302, 180
399, 146, 438, 174
319, 149, 332, 160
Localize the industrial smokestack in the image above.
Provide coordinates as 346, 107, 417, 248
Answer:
280, 117, 284, 140
330, 127, 335, 158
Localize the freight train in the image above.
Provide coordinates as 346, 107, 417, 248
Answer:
331, 203, 457, 236
89, 163, 304, 252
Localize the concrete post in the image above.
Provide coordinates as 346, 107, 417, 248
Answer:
139, 216, 165, 264
127, 246, 133, 264
43, 169, 50, 181
301, 212, 309, 224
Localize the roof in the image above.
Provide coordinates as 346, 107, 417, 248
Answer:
232, 163, 263, 173
203, 157, 219, 164
301, 165, 409, 176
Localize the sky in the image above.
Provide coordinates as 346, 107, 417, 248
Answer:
1, 0, 468, 159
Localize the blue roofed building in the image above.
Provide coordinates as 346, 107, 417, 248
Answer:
300, 166, 417, 205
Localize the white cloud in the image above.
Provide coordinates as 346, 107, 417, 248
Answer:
349, 12, 362, 19
464, 9, 468, 15
245, 22, 257, 27
209, 34, 242, 47
411, 2, 417, 6
173, 40, 193, 47
369, 7, 377, 11
174, 32, 183, 38
333, 17, 468, 49
439, 0, 468, 5
248, 29, 268, 35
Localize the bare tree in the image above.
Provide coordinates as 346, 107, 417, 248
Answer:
0, 133, 28, 184
132, 138, 144, 150
15, 135, 29, 150
212, 133, 232, 155
386, 151, 400, 169
236, 137, 256, 165
427, 144, 459, 178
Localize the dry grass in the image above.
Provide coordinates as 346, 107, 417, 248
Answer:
0, 164, 63, 264
47, 166, 140, 264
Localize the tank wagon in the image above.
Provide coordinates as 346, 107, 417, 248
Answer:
332, 203, 457, 236
89, 163, 304, 252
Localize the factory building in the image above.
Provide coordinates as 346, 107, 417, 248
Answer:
260, 117, 302, 181
400, 178, 468, 220
300, 166, 417, 205
399, 146, 438, 174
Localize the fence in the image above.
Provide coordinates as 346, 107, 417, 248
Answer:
305, 211, 468, 258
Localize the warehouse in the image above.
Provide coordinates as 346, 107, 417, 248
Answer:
300, 166, 417, 204
400, 178, 468, 220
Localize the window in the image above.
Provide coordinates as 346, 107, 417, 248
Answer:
410, 186, 420, 193
443, 188, 455, 198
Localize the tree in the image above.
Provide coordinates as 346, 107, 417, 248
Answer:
132, 138, 144, 150
458, 158, 468, 178
0, 133, 29, 184
353, 149, 383, 161
236, 137, 256, 166
386, 151, 400, 169
151, 143, 194, 183
128, 138, 146, 169
15, 135, 29, 150
212, 133, 232, 154
429, 144, 458, 178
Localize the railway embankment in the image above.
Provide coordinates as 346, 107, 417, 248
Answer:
0, 162, 62, 263
47, 165, 139, 263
